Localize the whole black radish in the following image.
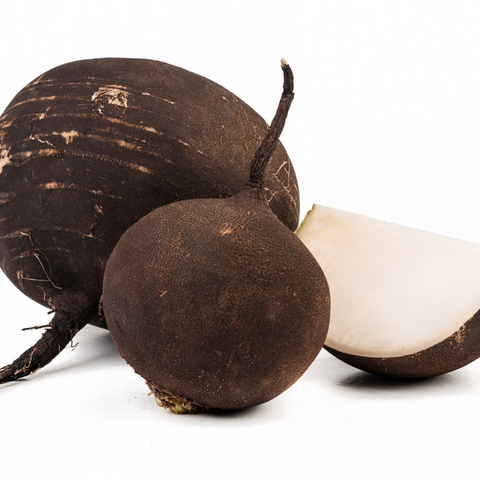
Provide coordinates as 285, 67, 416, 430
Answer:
0, 58, 299, 383
102, 61, 330, 413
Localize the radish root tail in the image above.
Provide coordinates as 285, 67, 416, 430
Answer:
0, 304, 96, 383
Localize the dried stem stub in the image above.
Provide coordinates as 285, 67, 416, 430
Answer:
247, 59, 294, 188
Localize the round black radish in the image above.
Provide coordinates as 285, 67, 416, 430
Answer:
0, 58, 300, 383
102, 61, 331, 413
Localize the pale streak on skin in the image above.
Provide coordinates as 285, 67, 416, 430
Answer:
0, 146, 11, 174
27, 130, 78, 146
87, 204, 104, 234
31, 72, 47, 86
32, 137, 55, 147
0, 232, 20, 240
274, 160, 288, 176
54, 130, 78, 145
38, 107, 51, 120
52, 226, 107, 242
73, 145, 157, 173
142, 92, 176, 105
0, 230, 33, 240
219, 225, 234, 236
88, 134, 158, 160
38, 181, 122, 199
0, 195, 15, 206
264, 187, 277, 205
2, 96, 64, 115
89, 149, 157, 172
88, 129, 204, 159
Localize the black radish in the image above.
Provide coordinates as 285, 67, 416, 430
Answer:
0, 58, 299, 383
102, 61, 330, 413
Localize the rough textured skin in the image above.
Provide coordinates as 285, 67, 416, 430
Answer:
102, 190, 330, 410
0, 58, 299, 328
325, 310, 480, 378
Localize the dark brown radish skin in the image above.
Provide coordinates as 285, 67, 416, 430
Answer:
324, 311, 480, 378
0, 58, 299, 383
102, 61, 330, 413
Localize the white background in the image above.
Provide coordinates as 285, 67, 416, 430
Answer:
1, 1, 480, 479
